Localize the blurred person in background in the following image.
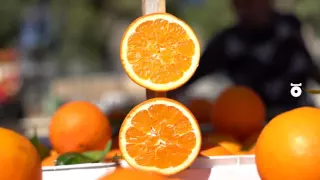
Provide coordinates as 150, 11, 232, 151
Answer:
170, 0, 320, 119
0, 49, 24, 122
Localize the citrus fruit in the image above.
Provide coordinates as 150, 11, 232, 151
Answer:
187, 99, 212, 123
42, 150, 59, 166
211, 86, 265, 138
49, 101, 112, 153
241, 132, 260, 150
99, 168, 168, 180
218, 140, 241, 154
119, 98, 201, 175
255, 107, 320, 180
120, 13, 200, 91
247, 145, 255, 154
201, 133, 241, 153
105, 149, 122, 159
200, 145, 232, 156
0, 127, 42, 180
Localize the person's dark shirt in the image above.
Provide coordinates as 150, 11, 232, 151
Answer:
183, 12, 317, 109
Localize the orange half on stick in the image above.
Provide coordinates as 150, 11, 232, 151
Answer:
120, 13, 201, 91
119, 98, 202, 175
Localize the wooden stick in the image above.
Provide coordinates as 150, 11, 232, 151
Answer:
142, 0, 166, 14
142, 0, 167, 99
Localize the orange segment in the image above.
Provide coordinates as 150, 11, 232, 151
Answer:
120, 13, 200, 91
119, 98, 202, 175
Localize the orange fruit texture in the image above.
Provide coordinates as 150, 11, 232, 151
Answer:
120, 13, 200, 91
255, 107, 320, 180
201, 133, 242, 154
187, 99, 212, 124
119, 98, 201, 175
0, 127, 42, 180
200, 145, 232, 157
42, 150, 59, 167
211, 86, 266, 139
49, 101, 112, 153
99, 168, 177, 180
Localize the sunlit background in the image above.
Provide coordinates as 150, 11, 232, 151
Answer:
0, 0, 320, 136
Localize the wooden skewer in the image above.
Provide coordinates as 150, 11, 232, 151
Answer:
305, 89, 320, 94
142, 0, 167, 99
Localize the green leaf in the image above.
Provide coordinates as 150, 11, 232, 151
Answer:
82, 140, 112, 162
37, 144, 51, 160
29, 127, 40, 147
55, 153, 97, 166
29, 128, 50, 160
55, 140, 112, 166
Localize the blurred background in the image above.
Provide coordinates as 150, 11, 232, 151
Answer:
0, 0, 320, 136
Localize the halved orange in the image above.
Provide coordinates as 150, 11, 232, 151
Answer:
120, 13, 200, 91
119, 98, 202, 175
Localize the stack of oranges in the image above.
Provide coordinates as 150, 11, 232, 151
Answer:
0, 9, 319, 180
185, 85, 264, 156
11, 11, 319, 180
44, 12, 262, 179
116, 11, 268, 177
108, 11, 320, 180
42, 12, 204, 178
116, 13, 202, 176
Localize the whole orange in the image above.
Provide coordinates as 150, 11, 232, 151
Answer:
211, 86, 265, 138
49, 101, 111, 153
0, 128, 42, 180
255, 107, 320, 180
99, 168, 167, 180
187, 98, 212, 124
